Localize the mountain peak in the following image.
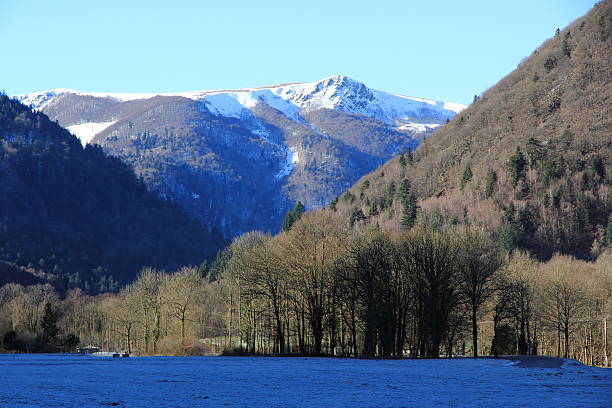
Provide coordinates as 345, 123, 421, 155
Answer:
14, 78, 465, 128
320, 75, 360, 85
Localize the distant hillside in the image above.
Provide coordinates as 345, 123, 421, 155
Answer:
16, 76, 464, 238
332, 1, 611, 260
0, 94, 225, 292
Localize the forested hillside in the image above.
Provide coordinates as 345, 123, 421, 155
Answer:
332, 1, 611, 260
16, 76, 463, 238
0, 94, 225, 292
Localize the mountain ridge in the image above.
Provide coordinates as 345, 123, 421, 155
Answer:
15, 76, 465, 238
16, 75, 464, 116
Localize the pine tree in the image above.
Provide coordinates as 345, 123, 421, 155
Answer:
397, 179, 411, 202
41, 302, 59, 339
508, 147, 527, 188
485, 168, 497, 198
209, 248, 230, 282
401, 192, 418, 228
525, 137, 545, 169
499, 223, 517, 254
576, 194, 590, 232
406, 148, 414, 165
349, 207, 366, 227
399, 153, 407, 168
460, 163, 473, 191
197, 260, 209, 278
282, 201, 305, 232
368, 203, 379, 216
328, 197, 338, 212
398, 179, 417, 228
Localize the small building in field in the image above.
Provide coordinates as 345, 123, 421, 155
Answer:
78, 345, 100, 354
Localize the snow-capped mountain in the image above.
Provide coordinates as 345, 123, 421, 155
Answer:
15, 76, 465, 237
17, 76, 462, 144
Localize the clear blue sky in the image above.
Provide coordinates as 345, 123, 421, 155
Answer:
1, 0, 597, 105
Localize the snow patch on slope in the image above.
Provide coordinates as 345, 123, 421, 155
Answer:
67, 121, 116, 145
275, 146, 299, 180
247, 127, 299, 180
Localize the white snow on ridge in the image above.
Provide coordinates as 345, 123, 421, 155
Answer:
203, 76, 465, 125
67, 121, 116, 146
442, 101, 466, 113
14, 88, 209, 108
396, 122, 441, 133
15, 76, 466, 124
203, 89, 300, 121
15, 89, 74, 110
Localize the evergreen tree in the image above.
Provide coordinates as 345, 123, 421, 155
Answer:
282, 201, 305, 232
397, 179, 411, 202
460, 163, 473, 191
209, 248, 230, 282
508, 147, 527, 188
485, 168, 497, 198
398, 179, 417, 228
502, 202, 516, 224
576, 194, 590, 232
400, 192, 418, 228
328, 197, 338, 212
405, 148, 414, 165
368, 203, 379, 216
197, 260, 209, 278
41, 302, 59, 339
499, 223, 517, 254
525, 138, 545, 169
349, 207, 366, 227
399, 153, 407, 168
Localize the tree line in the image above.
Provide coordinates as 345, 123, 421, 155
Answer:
1, 210, 609, 366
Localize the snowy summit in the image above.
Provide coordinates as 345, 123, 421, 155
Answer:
15, 75, 465, 136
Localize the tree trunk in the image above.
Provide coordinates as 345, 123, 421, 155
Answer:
492, 329, 498, 358
604, 316, 609, 368
127, 323, 132, 354
472, 306, 478, 358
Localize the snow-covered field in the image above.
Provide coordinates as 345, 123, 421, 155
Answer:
0, 354, 609, 407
